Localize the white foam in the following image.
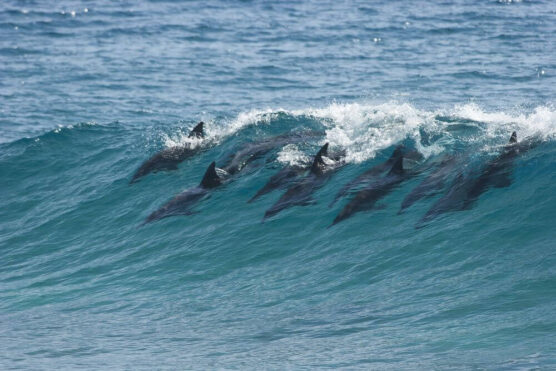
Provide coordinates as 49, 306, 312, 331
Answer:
301, 101, 554, 161
212, 108, 287, 139
162, 109, 286, 148
277, 144, 311, 167
449, 103, 556, 141
163, 101, 555, 163
294, 101, 437, 163
161, 129, 204, 149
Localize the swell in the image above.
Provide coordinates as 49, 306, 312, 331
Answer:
1, 101, 555, 311
0, 102, 555, 371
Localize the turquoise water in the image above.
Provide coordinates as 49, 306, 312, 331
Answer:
1, 0, 556, 369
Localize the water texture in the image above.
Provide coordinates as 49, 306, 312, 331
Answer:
1, 0, 555, 369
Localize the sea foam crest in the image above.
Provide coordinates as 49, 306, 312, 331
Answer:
277, 144, 311, 167
294, 101, 437, 163
165, 109, 287, 147
449, 103, 556, 140
161, 129, 204, 149
164, 101, 555, 163
297, 102, 555, 162
215, 108, 287, 138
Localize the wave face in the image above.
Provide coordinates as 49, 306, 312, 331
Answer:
2, 103, 555, 368
1, 0, 556, 369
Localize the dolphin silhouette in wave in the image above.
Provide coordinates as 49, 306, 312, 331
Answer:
218, 130, 322, 176
143, 161, 224, 224
131, 121, 206, 183
248, 164, 309, 203
330, 145, 423, 207
331, 151, 418, 226
419, 131, 537, 225
263, 143, 344, 221
398, 154, 458, 213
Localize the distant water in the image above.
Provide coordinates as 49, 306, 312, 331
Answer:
1, 0, 555, 369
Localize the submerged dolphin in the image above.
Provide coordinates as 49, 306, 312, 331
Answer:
263, 143, 343, 220
131, 122, 206, 183
248, 164, 309, 203
144, 161, 223, 224
332, 152, 417, 226
464, 131, 533, 205
220, 130, 321, 176
330, 145, 423, 207
417, 171, 472, 226
420, 131, 535, 224
398, 154, 458, 213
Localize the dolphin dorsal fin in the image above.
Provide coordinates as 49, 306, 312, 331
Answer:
189, 122, 205, 139
390, 144, 404, 160
311, 143, 329, 175
388, 154, 404, 175
200, 161, 221, 188
509, 131, 517, 144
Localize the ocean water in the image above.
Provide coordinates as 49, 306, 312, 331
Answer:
1, 0, 556, 369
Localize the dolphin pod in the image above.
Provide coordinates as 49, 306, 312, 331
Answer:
140, 127, 535, 227
330, 131, 536, 228
143, 130, 323, 224
131, 122, 206, 183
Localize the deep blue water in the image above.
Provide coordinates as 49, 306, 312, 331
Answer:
1, 0, 556, 369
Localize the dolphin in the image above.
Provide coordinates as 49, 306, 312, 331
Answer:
131, 122, 206, 183
329, 145, 423, 207
332, 152, 416, 226
417, 172, 473, 226
463, 131, 533, 206
143, 161, 223, 224
420, 131, 535, 225
248, 164, 309, 203
219, 130, 321, 176
398, 154, 458, 213
263, 143, 343, 220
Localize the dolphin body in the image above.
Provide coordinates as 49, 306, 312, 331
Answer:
463, 131, 532, 204
417, 172, 473, 226
398, 154, 458, 213
131, 122, 206, 183
248, 164, 309, 203
331, 152, 413, 226
144, 161, 223, 224
219, 131, 321, 176
263, 143, 343, 221
420, 131, 535, 224
329, 146, 423, 207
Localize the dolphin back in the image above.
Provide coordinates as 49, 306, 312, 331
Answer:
387, 154, 405, 176
200, 161, 222, 188
189, 121, 205, 139
311, 143, 329, 175
509, 131, 517, 143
